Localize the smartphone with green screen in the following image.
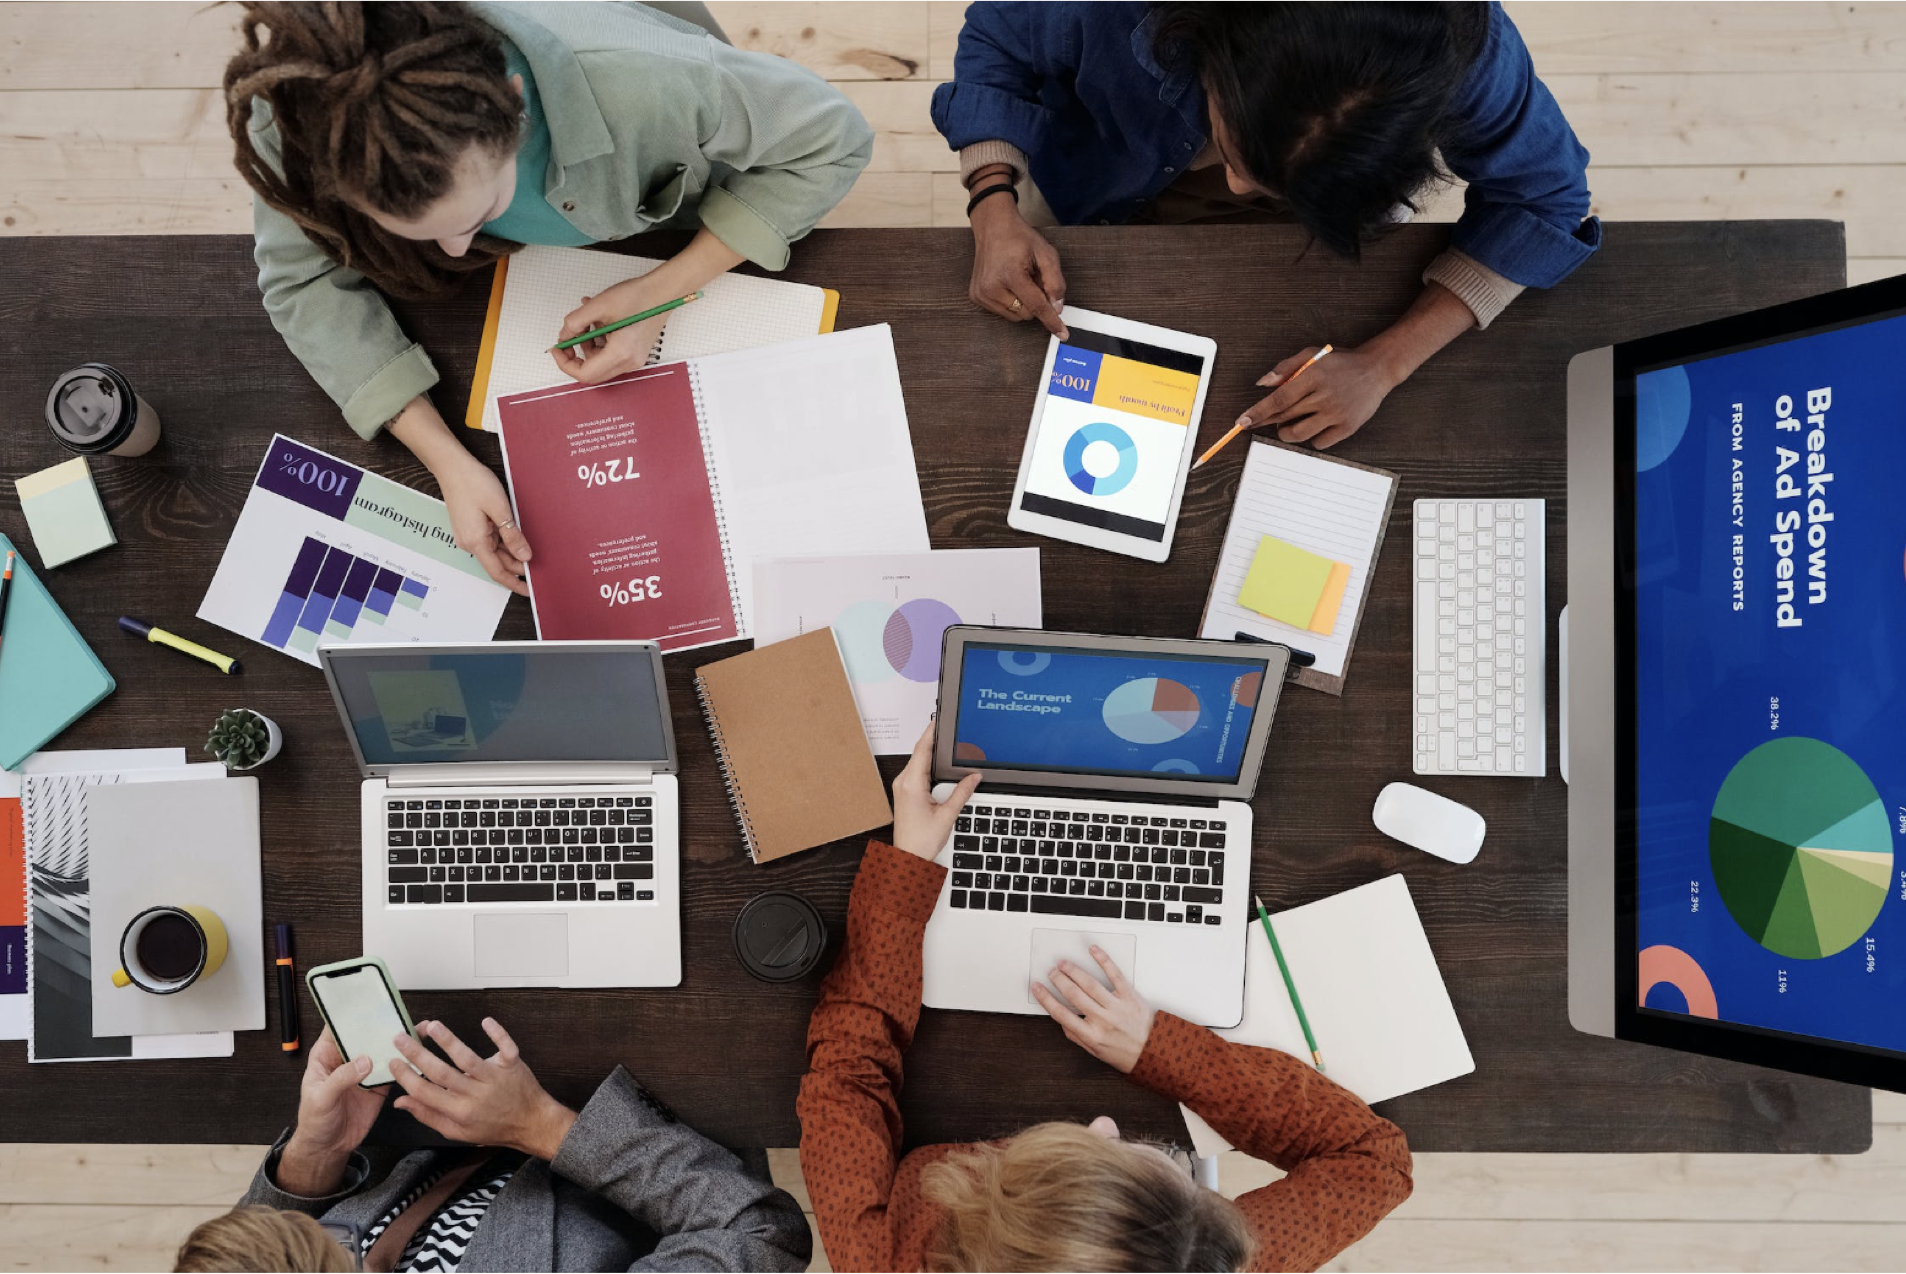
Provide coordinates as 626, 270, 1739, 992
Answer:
306, 956, 418, 1088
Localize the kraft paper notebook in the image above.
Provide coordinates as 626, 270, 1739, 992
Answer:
694, 628, 891, 864
0, 532, 115, 771
1180, 874, 1474, 1156
1198, 440, 1397, 695
468, 245, 840, 432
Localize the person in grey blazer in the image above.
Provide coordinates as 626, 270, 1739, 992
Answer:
176, 1017, 809, 1272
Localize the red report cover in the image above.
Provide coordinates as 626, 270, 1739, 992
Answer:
498, 365, 737, 650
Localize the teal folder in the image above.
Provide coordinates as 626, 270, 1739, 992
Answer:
0, 532, 115, 770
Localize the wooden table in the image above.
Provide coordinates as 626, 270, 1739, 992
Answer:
0, 223, 1869, 1153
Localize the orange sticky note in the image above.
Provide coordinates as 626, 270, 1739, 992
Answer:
1307, 561, 1351, 636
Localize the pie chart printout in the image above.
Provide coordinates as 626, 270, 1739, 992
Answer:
1708, 737, 1893, 961
1102, 677, 1201, 745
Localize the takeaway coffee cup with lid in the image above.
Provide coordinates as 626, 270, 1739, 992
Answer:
45, 363, 163, 457
732, 891, 828, 983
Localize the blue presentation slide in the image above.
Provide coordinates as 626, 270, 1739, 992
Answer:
1633, 309, 1906, 1054
953, 645, 1264, 780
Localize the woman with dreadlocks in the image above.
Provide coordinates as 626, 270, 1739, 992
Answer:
226, 3, 873, 593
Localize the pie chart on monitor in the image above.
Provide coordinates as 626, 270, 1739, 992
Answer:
1103, 677, 1200, 745
1709, 736, 1893, 960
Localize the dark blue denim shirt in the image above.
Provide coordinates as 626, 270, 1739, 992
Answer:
930, 1, 1600, 288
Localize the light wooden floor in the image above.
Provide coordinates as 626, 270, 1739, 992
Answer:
5, 2, 1906, 1270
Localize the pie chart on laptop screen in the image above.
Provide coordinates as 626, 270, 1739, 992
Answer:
1708, 736, 1893, 960
1103, 676, 1200, 745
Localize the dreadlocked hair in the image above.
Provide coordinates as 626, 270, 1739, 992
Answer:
225, 1, 525, 298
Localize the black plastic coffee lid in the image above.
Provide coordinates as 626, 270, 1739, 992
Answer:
732, 891, 827, 983
46, 363, 138, 453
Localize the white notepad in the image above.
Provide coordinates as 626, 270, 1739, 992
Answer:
1180, 874, 1474, 1156
1199, 440, 1396, 689
472, 245, 832, 432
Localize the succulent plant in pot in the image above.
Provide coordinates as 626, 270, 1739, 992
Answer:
206, 708, 283, 770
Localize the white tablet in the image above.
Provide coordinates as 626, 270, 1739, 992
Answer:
1006, 306, 1217, 562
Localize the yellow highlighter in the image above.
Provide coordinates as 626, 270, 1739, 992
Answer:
119, 615, 241, 674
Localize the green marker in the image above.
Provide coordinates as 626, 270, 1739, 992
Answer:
1256, 894, 1324, 1072
549, 290, 704, 352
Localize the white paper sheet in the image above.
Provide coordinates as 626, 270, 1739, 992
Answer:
1181, 875, 1473, 1156
2, 749, 186, 1041
476, 247, 830, 432
1199, 441, 1395, 679
752, 550, 1042, 753
695, 327, 932, 634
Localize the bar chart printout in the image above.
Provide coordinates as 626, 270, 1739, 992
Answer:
260, 537, 436, 654
199, 435, 508, 666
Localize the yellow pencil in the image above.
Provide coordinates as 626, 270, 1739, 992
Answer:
1192, 344, 1334, 470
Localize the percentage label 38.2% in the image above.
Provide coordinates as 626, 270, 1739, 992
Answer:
578, 456, 640, 488
602, 576, 663, 607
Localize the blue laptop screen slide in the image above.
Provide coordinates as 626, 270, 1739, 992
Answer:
331, 650, 670, 766
1632, 307, 1906, 1056
952, 644, 1268, 782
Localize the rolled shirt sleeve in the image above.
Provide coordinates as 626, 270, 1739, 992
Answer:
695, 43, 874, 270
929, 3, 1067, 163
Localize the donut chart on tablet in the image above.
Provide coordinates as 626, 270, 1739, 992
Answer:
1063, 422, 1139, 496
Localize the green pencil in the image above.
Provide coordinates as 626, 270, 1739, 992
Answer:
549, 290, 704, 352
1255, 894, 1324, 1071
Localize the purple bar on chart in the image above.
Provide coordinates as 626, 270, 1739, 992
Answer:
295, 546, 355, 637
365, 567, 403, 619
394, 577, 429, 611
328, 557, 379, 633
263, 536, 331, 648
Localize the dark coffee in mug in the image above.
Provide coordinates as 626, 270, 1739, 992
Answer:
134, 912, 203, 981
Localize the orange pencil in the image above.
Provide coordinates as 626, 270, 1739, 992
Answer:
1192, 344, 1334, 470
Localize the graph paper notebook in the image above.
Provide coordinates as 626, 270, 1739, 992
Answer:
1198, 439, 1397, 695
467, 246, 839, 432
694, 628, 891, 864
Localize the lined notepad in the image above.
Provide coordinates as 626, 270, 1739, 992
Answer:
1180, 874, 1475, 1156
1200, 441, 1397, 692
468, 246, 837, 431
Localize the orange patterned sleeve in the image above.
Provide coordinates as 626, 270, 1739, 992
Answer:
1129, 1013, 1414, 1272
796, 840, 947, 1273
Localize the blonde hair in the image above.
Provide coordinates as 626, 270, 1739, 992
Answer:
175, 1206, 357, 1273
921, 1122, 1253, 1272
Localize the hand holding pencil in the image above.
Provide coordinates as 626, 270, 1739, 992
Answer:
550, 280, 703, 386
1195, 345, 1333, 469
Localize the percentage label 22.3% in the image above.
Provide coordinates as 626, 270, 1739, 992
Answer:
578, 456, 640, 488
602, 576, 663, 607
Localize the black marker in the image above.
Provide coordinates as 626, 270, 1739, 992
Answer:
1234, 631, 1317, 674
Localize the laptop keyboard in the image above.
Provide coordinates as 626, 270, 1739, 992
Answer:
948, 800, 1230, 925
384, 795, 657, 906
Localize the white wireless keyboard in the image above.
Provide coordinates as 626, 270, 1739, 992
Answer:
1412, 499, 1546, 777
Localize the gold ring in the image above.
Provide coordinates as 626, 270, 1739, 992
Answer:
497, 518, 517, 532
1008, 296, 1023, 312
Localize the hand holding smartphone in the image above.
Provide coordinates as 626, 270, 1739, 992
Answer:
306, 956, 417, 1087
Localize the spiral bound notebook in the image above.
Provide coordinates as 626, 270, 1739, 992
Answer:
694, 628, 892, 863
496, 326, 930, 651
467, 246, 839, 432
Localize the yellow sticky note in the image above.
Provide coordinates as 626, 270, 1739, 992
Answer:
1307, 561, 1352, 636
1238, 535, 1335, 628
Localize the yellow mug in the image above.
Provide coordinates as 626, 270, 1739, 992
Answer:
112, 905, 228, 994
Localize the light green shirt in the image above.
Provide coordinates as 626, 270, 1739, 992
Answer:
246, 2, 874, 439
481, 37, 594, 248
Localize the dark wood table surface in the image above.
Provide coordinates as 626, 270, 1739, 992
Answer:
0, 222, 1869, 1153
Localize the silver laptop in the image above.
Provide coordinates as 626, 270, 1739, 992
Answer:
923, 628, 1289, 1027
318, 641, 681, 991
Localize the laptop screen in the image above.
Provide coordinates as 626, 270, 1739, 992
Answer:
328, 647, 670, 767
950, 642, 1270, 784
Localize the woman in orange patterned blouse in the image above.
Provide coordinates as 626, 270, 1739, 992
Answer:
797, 730, 1414, 1272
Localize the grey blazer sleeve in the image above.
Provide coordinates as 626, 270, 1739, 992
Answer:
239, 1129, 376, 1217
549, 1066, 811, 1272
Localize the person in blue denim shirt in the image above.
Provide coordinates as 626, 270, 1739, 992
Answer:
931, 2, 1599, 450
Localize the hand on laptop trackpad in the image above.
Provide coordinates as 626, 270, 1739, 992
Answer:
1027, 929, 1137, 1011
473, 913, 569, 980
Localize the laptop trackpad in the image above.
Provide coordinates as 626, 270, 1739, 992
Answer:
1027, 929, 1137, 1010
473, 913, 569, 979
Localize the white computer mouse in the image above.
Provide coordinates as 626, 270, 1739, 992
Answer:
1372, 782, 1486, 864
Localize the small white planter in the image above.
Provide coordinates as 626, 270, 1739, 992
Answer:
218, 710, 282, 770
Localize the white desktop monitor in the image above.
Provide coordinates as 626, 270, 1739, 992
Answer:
1567, 272, 1906, 1090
